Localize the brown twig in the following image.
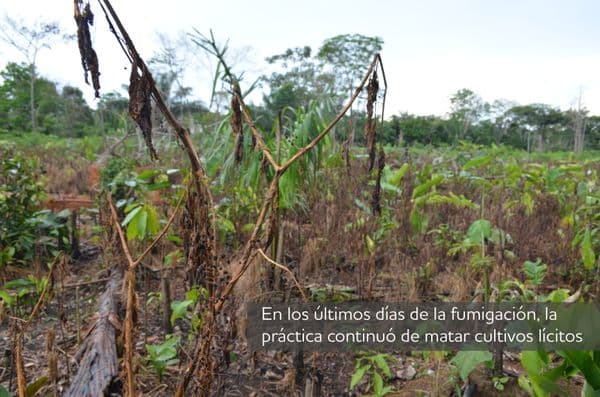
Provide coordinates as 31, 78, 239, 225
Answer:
62, 277, 111, 288
106, 192, 135, 267
257, 248, 308, 302
15, 334, 26, 397
123, 269, 136, 397
106, 192, 137, 395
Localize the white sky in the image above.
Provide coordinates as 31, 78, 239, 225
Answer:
1, 0, 599, 117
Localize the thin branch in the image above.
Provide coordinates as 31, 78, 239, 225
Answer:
106, 192, 135, 267
280, 55, 380, 172
257, 248, 308, 302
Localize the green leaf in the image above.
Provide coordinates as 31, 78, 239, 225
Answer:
121, 205, 142, 227
373, 354, 392, 378
145, 205, 160, 236
581, 228, 596, 270
560, 351, 600, 390
521, 351, 544, 374
0, 385, 12, 397
466, 219, 492, 245
517, 375, 534, 396
583, 381, 600, 397
3, 278, 34, 289
529, 374, 566, 396
0, 290, 14, 306
135, 209, 148, 240
412, 174, 444, 199
451, 350, 493, 381
219, 218, 236, 233
462, 155, 492, 171
350, 364, 371, 389
137, 169, 161, 180
170, 299, 194, 326
388, 163, 409, 186
373, 371, 384, 395
25, 375, 48, 397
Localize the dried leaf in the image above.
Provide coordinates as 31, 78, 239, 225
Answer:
365, 71, 379, 171
74, 1, 101, 97
128, 62, 158, 160
230, 91, 244, 163
371, 147, 385, 215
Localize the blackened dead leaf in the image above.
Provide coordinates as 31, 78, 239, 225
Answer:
74, 1, 101, 98
365, 71, 379, 171
230, 89, 244, 163
371, 147, 385, 216
128, 62, 158, 160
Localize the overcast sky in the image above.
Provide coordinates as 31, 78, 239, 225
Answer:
1, 0, 599, 117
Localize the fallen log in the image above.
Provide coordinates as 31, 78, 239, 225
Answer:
65, 267, 123, 397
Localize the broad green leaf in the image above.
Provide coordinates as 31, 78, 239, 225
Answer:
581, 229, 596, 270
220, 219, 236, 233
388, 163, 409, 186
529, 374, 566, 396
521, 351, 544, 374
462, 155, 491, 171
137, 169, 161, 180
412, 175, 444, 199
373, 354, 392, 378
350, 364, 371, 389
121, 205, 142, 227
583, 381, 600, 397
0, 290, 14, 306
560, 351, 600, 390
3, 278, 34, 289
451, 350, 493, 381
136, 209, 148, 240
170, 300, 194, 326
466, 219, 492, 245
373, 371, 384, 395
145, 205, 160, 236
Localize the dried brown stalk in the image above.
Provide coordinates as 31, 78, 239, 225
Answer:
365, 71, 379, 171
74, 0, 100, 97
372, 147, 385, 216
128, 60, 158, 160
230, 86, 244, 163
123, 269, 137, 397
15, 334, 26, 397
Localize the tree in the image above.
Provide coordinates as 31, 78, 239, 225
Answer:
317, 34, 383, 99
0, 15, 68, 131
0, 62, 95, 135
262, 34, 383, 140
571, 91, 587, 153
448, 88, 489, 143
505, 104, 567, 152
57, 86, 94, 137
263, 46, 335, 115
317, 34, 383, 145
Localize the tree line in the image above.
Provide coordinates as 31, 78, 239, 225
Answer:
0, 22, 598, 151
